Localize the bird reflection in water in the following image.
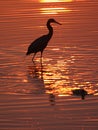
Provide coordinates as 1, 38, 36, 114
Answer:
49, 93, 55, 106
28, 60, 44, 78
27, 62, 45, 94
27, 62, 56, 105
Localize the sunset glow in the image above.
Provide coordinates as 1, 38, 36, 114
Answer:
40, 0, 72, 2
40, 7, 71, 14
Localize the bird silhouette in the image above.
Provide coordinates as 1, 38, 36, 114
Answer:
26, 18, 61, 62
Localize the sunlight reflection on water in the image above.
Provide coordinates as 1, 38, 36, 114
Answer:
40, 7, 71, 14
27, 56, 97, 96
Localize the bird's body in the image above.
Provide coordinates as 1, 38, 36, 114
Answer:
26, 34, 52, 55
26, 18, 61, 62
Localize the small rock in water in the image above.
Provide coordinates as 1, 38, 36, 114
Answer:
72, 89, 88, 100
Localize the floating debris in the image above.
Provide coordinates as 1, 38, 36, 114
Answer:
72, 89, 88, 100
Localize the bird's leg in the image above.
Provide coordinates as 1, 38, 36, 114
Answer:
40, 62, 43, 79
40, 51, 43, 63
32, 53, 36, 62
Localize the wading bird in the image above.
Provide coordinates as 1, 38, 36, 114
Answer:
26, 18, 61, 62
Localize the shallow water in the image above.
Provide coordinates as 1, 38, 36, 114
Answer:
0, 0, 98, 129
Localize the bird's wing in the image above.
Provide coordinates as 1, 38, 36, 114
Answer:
27, 34, 50, 55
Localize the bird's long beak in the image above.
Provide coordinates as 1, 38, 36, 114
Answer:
55, 21, 62, 25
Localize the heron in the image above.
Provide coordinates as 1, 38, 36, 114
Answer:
26, 18, 61, 62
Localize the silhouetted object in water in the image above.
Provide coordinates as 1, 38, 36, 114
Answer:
27, 63, 45, 94
72, 89, 88, 100
49, 94, 55, 105
26, 18, 61, 62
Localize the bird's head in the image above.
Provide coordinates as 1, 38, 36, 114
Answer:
48, 18, 61, 25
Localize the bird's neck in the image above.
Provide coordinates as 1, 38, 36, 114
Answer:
47, 22, 53, 37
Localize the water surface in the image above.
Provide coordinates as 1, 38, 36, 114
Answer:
0, 0, 98, 129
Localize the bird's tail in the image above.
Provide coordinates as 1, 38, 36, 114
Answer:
26, 51, 30, 55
